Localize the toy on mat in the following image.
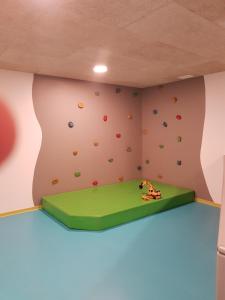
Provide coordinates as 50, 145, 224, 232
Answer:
139, 180, 161, 201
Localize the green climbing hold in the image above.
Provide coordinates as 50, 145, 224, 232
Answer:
133, 91, 139, 97
74, 171, 81, 177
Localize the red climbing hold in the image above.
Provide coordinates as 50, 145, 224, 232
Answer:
92, 180, 98, 186
103, 115, 108, 122
116, 133, 121, 138
176, 115, 182, 120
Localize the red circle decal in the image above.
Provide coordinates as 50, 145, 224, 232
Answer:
0, 100, 16, 165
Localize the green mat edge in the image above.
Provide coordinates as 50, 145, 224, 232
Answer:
42, 183, 195, 230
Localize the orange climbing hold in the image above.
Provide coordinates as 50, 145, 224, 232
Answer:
173, 97, 178, 103
142, 129, 148, 135
73, 151, 78, 156
118, 176, 124, 182
128, 114, 133, 120
93, 142, 99, 147
51, 178, 59, 185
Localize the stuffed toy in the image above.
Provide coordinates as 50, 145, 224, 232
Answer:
139, 180, 161, 201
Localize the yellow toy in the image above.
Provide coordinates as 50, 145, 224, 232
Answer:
139, 180, 161, 201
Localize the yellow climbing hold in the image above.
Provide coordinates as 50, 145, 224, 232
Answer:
78, 102, 84, 108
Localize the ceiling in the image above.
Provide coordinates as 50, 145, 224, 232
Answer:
1, 0, 225, 88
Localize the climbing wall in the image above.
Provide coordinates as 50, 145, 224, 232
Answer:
32, 75, 142, 205
142, 77, 211, 200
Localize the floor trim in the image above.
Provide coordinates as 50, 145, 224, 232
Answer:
195, 198, 221, 208
0, 205, 42, 218
0, 198, 220, 218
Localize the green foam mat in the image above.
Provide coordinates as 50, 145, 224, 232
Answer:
42, 180, 195, 230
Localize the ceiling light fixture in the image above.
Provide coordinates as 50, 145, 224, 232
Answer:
178, 74, 194, 80
93, 65, 108, 73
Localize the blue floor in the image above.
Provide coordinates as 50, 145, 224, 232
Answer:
0, 203, 220, 300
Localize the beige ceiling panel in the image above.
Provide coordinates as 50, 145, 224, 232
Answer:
0, 0, 225, 87
63, 0, 171, 28
125, 41, 210, 67
176, 61, 225, 76
126, 3, 225, 58
174, 0, 225, 22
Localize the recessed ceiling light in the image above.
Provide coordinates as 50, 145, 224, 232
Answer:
93, 65, 108, 73
178, 74, 194, 80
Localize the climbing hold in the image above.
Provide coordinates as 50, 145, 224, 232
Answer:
103, 115, 108, 122
115, 87, 121, 93
108, 158, 114, 163
73, 150, 78, 156
177, 160, 182, 166
176, 114, 182, 120
158, 175, 163, 180
94, 91, 100, 96
116, 133, 121, 139
162, 121, 168, 127
145, 159, 150, 164
118, 176, 124, 182
137, 165, 142, 171
158, 85, 164, 89
128, 114, 133, 120
126, 146, 132, 152
159, 144, 164, 149
142, 129, 148, 135
153, 109, 158, 115
177, 136, 182, 142
78, 102, 84, 109
74, 171, 81, 177
93, 142, 99, 147
51, 178, 59, 185
173, 97, 178, 103
68, 121, 74, 128
133, 91, 139, 97
92, 180, 98, 186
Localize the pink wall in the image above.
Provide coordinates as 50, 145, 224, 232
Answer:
141, 77, 211, 199
32, 75, 142, 205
